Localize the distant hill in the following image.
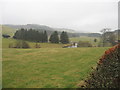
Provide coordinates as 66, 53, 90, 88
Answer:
4, 24, 77, 37
3, 24, 102, 38
53, 28, 76, 33
88, 33, 101, 37
5, 24, 55, 31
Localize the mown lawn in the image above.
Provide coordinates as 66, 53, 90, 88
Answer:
2, 47, 108, 88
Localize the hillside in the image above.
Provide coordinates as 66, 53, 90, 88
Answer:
1, 25, 16, 36
5, 24, 55, 31
5, 24, 76, 33
4, 24, 76, 36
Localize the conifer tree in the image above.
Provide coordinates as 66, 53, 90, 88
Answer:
43, 31, 48, 42
49, 31, 59, 43
60, 31, 69, 44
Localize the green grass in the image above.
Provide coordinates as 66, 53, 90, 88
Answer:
70, 36, 100, 46
2, 38, 109, 88
2, 38, 65, 49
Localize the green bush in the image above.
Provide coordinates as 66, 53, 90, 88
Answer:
83, 44, 120, 88
9, 40, 30, 48
77, 41, 92, 47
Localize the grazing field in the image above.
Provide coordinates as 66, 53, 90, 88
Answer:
2, 38, 108, 88
70, 36, 100, 46
2, 38, 65, 49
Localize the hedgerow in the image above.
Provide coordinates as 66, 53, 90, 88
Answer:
84, 44, 120, 88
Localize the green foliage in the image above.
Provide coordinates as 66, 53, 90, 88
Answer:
49, 31, 59, 43
13, 28, 48, 43
77, 41, 92, 47
84, 44, 120, 88
60, 31, 69, 44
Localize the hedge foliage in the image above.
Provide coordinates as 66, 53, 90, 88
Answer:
84, 44, 120, 88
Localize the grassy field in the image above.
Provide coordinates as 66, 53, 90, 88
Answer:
2, 38, 66, 49
70, 36, 100, 46
2, 38, 109, 88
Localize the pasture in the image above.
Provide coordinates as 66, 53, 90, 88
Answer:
2, 38, 65, 49
70, 36, 100, 46
2, 38, 108, 88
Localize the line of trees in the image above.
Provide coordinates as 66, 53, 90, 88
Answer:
13, 28, 69, 44
49, 31, 69, 44
13, 28, 48, 42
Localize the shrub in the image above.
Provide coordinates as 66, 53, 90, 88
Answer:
77, 41, 92, 47
83, 44, 120, 88
9, 40, 30, 48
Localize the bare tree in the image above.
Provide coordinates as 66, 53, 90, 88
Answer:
100, 28, 111, 47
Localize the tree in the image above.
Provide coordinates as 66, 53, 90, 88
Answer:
94, 38, 97, 43
49, 31, 59, 43
100, 28, 111, 47
13, 28, 27, 40
60, 31, 69, 44
43, 31, 48, 42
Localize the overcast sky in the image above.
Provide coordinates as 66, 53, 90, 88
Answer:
0, 0, 119, 32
